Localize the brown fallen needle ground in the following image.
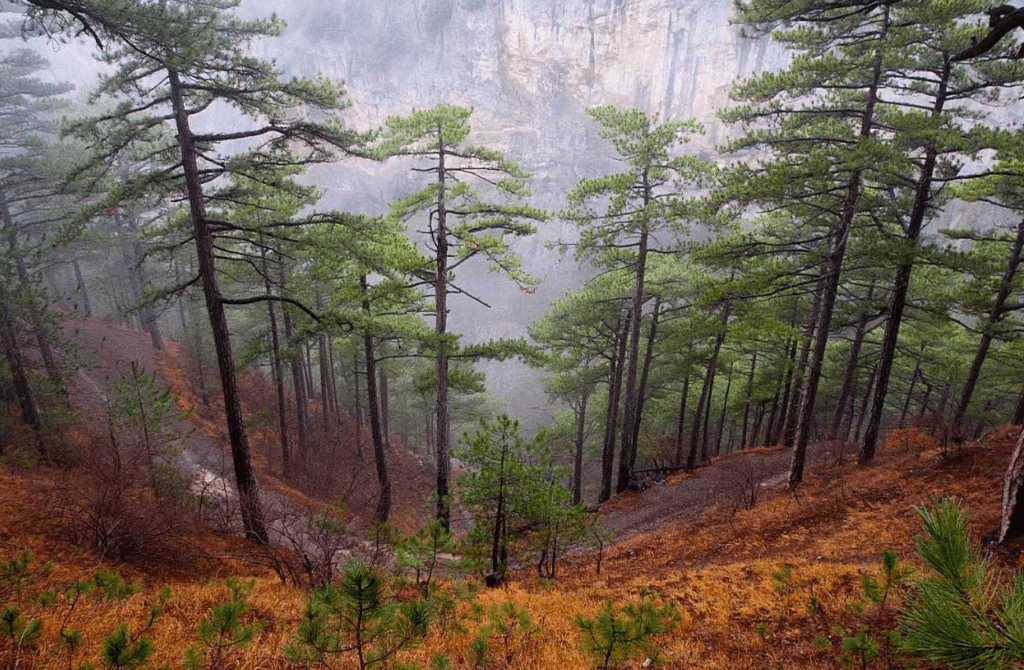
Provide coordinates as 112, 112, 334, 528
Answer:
1, 422, 1018, 669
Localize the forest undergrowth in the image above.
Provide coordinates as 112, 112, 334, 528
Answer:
1, 385, 1019, 670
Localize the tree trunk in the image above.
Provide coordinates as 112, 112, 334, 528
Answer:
573, 387, 590, 506
434, 128, 453, 530
771, 335, 799, 445
687, 301, 730, 472
741, 350, 758, 450
790, 11, 889, 488
260, 239, 289, 477
616, 209, 651, 494
901, 357, 922, 424
784, 291, 821, 449
1012, 387, 1024, 426
379, 365, 390, 450
361, 276, 391, 524
715, 362, 734, 456
72, 259, 92, 317
317, 295, 331, 429
673, 369, 691, 468
0, 277, 42, 442
998, 426, 1024, 543
281, 283, 307, 457
861, 57, 951, 464
2, 194, 64, 391
598, 309, 629, 503
831, 282, 876, 437
954, 215, 1024, 432
700, 358, 717, 465
854, 362, 879, 442
168, 68, 267, 544
353, 352, 363, 458
625, 296, 660, 487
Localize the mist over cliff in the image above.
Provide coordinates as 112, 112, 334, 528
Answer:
11, 0, 785, 422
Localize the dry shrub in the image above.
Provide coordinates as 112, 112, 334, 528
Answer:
713, 453, 779, 514
50, 434, 195, 563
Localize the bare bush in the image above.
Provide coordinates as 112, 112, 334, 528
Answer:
52, 434, 193, 561
713, 454, 777, 515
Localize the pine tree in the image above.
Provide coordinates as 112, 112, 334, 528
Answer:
65, 0, 364, 543
561, 106, 712, 494
377, 103, 547, 530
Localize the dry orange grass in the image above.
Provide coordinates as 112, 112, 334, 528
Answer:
2, 423, 1017, 669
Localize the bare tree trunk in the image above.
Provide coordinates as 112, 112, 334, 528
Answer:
626, 297, 660, 486
784, 291, 821, 449
673, 370, 691, 468
715, 362, 734, 456
861, 57, 951, 464
281, 286, 307, 457
771, 335, 798, 446
741, 350, 758, 450
1012, 387, 1024, 426
353, 352, 363, 458
430, 128, 456, 529
573, 387, 590, 506
169, 68, 266, 544
2, 195, 64, 391
598, 309, 629, 503
831, 282, 876, 437
687, 300, 730, 472
854, 363, 879, 442
954, 215, 1024, 432
998, 426, 1024, 543
260, 239, 289, 477
616, 212, 651, 494
361, 276, 391, 524
792, 6, 889, 486
72, 259, 92, 317
900, 356, 922, 424
0, 277, 42, 442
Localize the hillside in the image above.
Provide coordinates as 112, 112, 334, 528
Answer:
1, 318, 1021, 669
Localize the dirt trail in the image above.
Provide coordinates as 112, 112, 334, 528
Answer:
596, 446, 844, 541
62, 317, 237, 501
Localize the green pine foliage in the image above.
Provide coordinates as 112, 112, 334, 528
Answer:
285, 562, 430, 670
182, 579, 262, 670
901, 498, 1024, 668
574, 589, 681, 670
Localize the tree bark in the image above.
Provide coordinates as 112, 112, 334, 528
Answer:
861, 56, 951, 464
831, 282, 876, 437
260, 239, 289, 477
2, 194, 64, 391
626, 296, 660, 487
0, 276, 42, 441
72, 259, 92, 317
169, 68, 267, 544
572, 387, 590, 506
673, 369, 691, 468
599, 309, 629, 503
954, 216, 1024, 432
999, 426, 1024, 543
616, 196, 651, 494
715, 362, 734, 456
361, 276, 391, 524
741, 350, 758, 450
790, 9, 889, 487
687, 301, 730, 472
281, 287, 307, 457
434, 125, 453, 529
